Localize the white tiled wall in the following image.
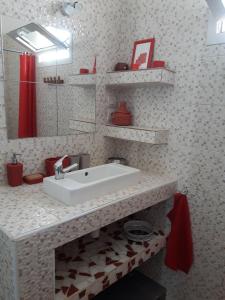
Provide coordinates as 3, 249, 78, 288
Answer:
0, 0, 224, 300
112, 0, 225, 299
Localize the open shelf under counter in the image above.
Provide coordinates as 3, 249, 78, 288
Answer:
55, 224, 166, 300
103, 124, 169, 144
68, 74, 96, 87
105, 68, 175, 87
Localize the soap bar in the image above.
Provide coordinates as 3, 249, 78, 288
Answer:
23, 174, 44, 185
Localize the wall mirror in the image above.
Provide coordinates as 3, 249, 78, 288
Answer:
1, 15, 96, 139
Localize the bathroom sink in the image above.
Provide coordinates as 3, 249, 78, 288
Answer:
43, 163, 141, 206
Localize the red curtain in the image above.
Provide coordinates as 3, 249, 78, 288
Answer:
18, 53, 37, 138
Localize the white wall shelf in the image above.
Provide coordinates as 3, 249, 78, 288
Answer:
55, 224, 165, 300
68, 74, 96, 87
47, 83, 65, 87
69, 119, 96, 133
103, 124, 169, 144
105, 68, 175, 87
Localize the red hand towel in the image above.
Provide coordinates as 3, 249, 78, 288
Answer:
165, 193, 193, 274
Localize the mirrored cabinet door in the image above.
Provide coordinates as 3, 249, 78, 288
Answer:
0, 15, 97, 140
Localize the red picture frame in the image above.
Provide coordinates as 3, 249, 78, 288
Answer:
131, 38, 155, 70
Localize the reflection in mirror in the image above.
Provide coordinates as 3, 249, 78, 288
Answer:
57, 84, 96, 136
56, 37, 97, 136
5, 81, 58, 139
1, 15, 96, 139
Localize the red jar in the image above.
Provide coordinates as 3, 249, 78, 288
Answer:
111, 102, 132, 126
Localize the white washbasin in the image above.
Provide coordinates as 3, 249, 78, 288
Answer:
43, 163, 141, 206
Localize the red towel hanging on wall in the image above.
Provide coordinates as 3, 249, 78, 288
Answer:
18, 53, 37, 138
165, 193, 194, 274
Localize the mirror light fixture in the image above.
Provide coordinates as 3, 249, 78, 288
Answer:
206, 0, 225, 45
206, 0, 225, 18
7, 23, 68, 52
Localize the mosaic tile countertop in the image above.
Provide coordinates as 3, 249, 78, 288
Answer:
0, 172, 177, 241
55, 223, 166, 300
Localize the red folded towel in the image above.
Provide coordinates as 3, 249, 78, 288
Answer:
165, 193, 193, 274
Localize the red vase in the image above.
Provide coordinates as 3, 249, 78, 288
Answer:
111, 102, 132, 126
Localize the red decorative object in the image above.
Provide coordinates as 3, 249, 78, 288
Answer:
92, 57, 97, 74
18, 54, 37, 138
80, 68, 89, 74
114, 63, 129, 71
136, 53, 147, 66
111, 102, 132, 126
151, 60, 166, 68
131, 38, 155, 70
131, 63, 139, 71
7, 163, 23, 187
165, 193, 193, 274
45, 157, 71, 177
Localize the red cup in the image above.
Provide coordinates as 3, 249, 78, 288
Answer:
45, 157, 71, 177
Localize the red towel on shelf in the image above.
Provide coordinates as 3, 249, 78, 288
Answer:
165, 193, 193, 274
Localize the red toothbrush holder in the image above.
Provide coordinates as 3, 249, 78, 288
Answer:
45, 157, 71, 177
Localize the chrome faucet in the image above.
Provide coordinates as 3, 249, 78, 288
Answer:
54, 155, 78, 180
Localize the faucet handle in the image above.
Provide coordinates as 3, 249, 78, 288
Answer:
63, 162, 78, 173
55, 155, 68, 168
54, 156, 78, 180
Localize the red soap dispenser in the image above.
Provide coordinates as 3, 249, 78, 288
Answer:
7, 154, 23, 187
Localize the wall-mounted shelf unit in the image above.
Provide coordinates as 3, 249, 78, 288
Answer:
68, 74, 96, 87
47, 83, 65, 87
55, 224, 166, 300
69, 119, 96, 133
105, 68, 175, 87
103, 124, 169, 144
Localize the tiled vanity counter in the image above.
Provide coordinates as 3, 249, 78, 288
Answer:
0, 173, 177, 300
